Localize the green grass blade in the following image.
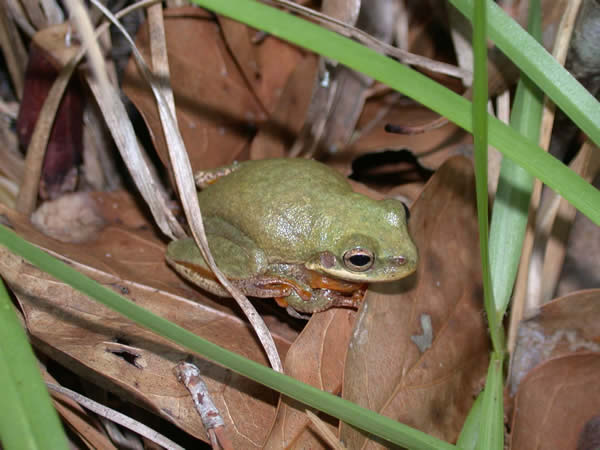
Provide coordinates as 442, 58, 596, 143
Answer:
0, 279, 69, 450
489, 0, 543, 316
187, 0, 600, 226
472, 0, 502, 352
457, 392, 483, 450
449, 0, 600, 149
475, 353, 504, 450
0, 225, 455, 450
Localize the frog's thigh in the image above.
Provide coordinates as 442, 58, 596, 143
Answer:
207, 233, 265, 280
167, 237, 230, 297
194, 162, 244, 188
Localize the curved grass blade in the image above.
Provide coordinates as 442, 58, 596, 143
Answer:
187, 0, 600, 226
476, 353, 504, 450
472, 0, 502, 352
449, 0, 600, 150
0, 225, 455, 450
457, 392, 483, 450
0, 279, 69, 450
489, 0, 543, 315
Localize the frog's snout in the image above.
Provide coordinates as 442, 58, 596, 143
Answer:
387, 251, 418, 279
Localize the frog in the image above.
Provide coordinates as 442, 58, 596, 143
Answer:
166, 158, 418, 315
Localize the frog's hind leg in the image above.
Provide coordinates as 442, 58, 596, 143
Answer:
194, 161, 245, 189
166, 235, 296, 300
166, 237, 231, 297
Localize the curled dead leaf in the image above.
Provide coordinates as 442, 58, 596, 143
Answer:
340, 156, 489, 448
510, 352, 600, 450
509, 289, 600, 395
0, 197, 295, 447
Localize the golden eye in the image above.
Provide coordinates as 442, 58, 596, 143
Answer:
343, 248, 374, 272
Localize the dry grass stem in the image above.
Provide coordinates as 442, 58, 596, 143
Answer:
15, 0, 161, 216
16, 56, 78, 214
538, 142, 600, 302
47, 383, 185, 450
507, 0, 584, 354
4, 0, 36, 37
19, 0, 47, 29
0, 2, 27, 98
91, 0, 283, 371
39, 0, 65, 25
67, 0, 185, 240
305, 410, 346, 450
267, 0, 471, 80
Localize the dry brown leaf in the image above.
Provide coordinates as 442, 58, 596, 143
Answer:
348, 98, 471, 171
506, 0, 583, 354
250, 54, 318, 160
510, 352, 600, 450
340, 156, 489, 448
0, 196, 295, 447
264, 308, 356, 449
31, 192, 105, 243
16, 23, 83, 204
218, 16, 262, 89
122, 7, 265, 173
509, 289, 600, 395
218, 16, 304, 115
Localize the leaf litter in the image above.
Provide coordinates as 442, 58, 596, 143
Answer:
0, 0, 598, 448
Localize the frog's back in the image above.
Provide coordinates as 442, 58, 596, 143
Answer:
197, 159, 353, 259
222, 158, 349, 190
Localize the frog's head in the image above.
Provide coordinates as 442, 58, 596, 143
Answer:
306, 198, 418, 282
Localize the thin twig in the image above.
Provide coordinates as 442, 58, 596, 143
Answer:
174, 362, 234, 450
46, 383, 185, 450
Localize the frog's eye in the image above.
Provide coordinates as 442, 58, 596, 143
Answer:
343, 248, 375, 272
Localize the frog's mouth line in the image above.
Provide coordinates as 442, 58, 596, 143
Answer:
168, 258, 369, 309
310, 264, 417, 283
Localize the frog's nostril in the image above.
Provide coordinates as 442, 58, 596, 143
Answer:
392, 256, 406, 265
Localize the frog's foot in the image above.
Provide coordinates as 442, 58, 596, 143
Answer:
306, 269, 368, 310
309, 286, 367, 312
194, 162, 242, 189
323, 285, 367, 309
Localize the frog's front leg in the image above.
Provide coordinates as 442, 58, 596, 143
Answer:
272, 265, 368, 313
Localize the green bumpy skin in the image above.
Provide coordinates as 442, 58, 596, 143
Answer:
166, 158, 418, 313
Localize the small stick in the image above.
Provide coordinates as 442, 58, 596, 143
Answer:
174, 362, 234, 450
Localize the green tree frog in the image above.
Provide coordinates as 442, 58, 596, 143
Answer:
166, 158, 417, 314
